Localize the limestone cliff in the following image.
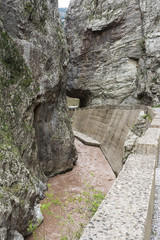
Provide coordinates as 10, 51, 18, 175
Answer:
66, 0, 160, 107
0, 0, 77, 238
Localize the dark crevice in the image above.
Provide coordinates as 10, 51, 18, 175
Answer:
137, 92, 152, 105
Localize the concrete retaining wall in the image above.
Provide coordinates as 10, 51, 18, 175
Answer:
74, 107, 160, 240
72, 106, 144, 175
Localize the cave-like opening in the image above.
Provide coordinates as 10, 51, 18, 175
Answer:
66, 89, 91, 108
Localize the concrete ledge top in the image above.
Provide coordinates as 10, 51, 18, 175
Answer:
73, 130, 101, 147
151, 119, 160, 128
80, 154, 156, 240
137, 128, 160, 145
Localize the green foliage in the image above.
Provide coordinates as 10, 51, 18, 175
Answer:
0, 193, 4, 199
27, 219, 43, 240
152, 77, 158, 84
153, 104, 160, 108
89, 191, 105, 215
2, 183, 22, 197
138, 38, 146, 52
34, 180, 105, 240
141, 113, 152, 122
23, 0, 48, 31
27, 220, 38, 240
60, 236, 68, 240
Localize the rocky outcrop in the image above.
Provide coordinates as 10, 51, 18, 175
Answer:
65, 0, 160, 107
0, 0, 77, 238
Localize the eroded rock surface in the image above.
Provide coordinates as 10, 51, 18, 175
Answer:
0, 0, 77, 238
66, 0, 160, 107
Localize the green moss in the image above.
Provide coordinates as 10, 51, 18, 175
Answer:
23, 0, 48, 31
153, 104, 160, 108
2, 183, 22, 196
141, 113, 152, 122
12, 94, 22, 106
55, 26, 64, 45
138, 38, 146, 52
0, 31, 33, 88
0, 124, 13, 144
24, 123, 34, 133
152, 77, 158, 84
24, 1, 33, 17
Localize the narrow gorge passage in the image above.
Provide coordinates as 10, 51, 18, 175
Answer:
25, 138, 116, 240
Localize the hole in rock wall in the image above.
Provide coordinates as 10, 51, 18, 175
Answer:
67, 89, 91, 108
137, 92, 152, 105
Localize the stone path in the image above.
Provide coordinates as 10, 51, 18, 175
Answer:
151, 152, 160, 240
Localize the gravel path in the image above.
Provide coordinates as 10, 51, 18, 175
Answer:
151, 152, 160, 240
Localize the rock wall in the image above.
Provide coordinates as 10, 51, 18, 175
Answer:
65, 0, 160, 107
0, 0, 77, 238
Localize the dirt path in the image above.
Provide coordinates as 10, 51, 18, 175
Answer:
25, 138, 115, 240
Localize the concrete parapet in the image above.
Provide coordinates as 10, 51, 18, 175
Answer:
80, 154, 156, 240
136, 128, 160, 158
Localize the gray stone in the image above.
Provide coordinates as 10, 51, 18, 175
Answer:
65, 0, 160, 107
8, 230, 24, 240
0, 0, 77, 238
0, 228, 7, 240
33, 204, 44, 225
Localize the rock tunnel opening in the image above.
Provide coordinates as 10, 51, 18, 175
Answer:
137, 92, 152, 105
66, 89, 91, 108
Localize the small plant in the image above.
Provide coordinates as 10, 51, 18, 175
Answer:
138, 38, 146, 52
153, 104, 160, 108
152, 77, 158, 84
89, 191, 105, 216
27, 221, 38, 239
141, 113, 152, 122
29, 178, 106, 240
23, 0, 48, 31
60, 236, 68, 240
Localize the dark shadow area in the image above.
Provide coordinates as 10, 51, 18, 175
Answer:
66, 89, 91, 108
137, 92, 152, 105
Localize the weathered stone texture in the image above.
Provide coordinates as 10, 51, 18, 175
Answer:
66, 0, 160, 107
0, 0, 77, 238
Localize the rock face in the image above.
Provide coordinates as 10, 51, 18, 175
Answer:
66, 0, 160, 107
0, 0, 77, 238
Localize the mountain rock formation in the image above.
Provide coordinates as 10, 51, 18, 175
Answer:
66, 0, 160, 107
0, 0, 77, 238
